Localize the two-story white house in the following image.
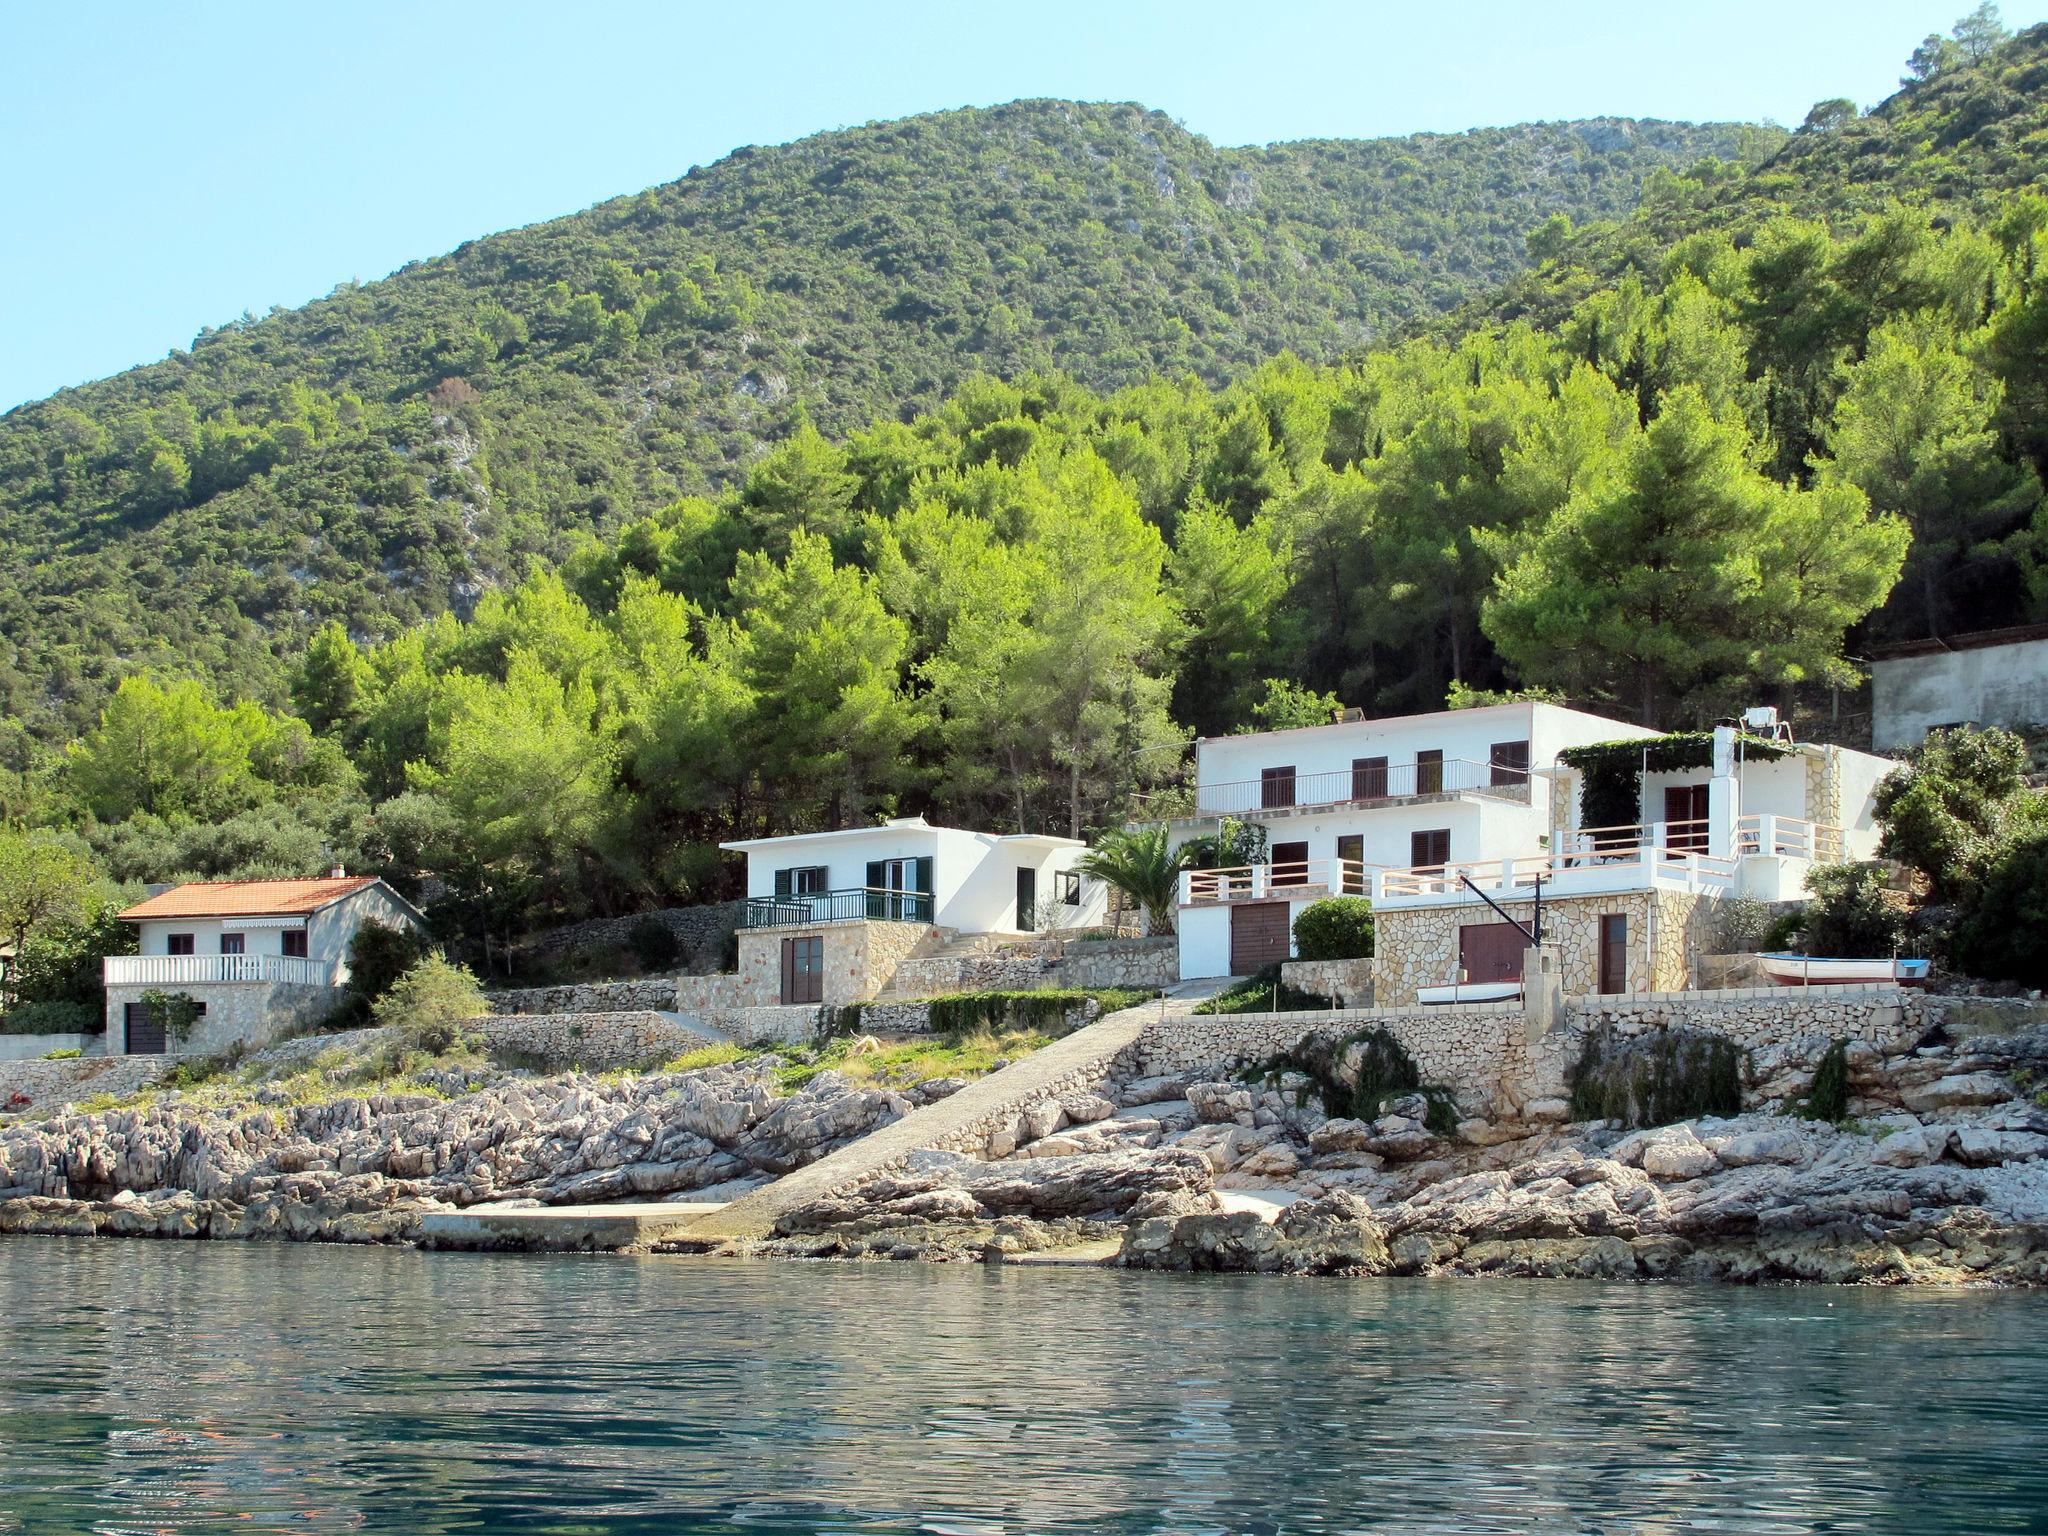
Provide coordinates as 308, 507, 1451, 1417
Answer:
718, 817, 1106, 1005
1171, 701, 1647, 979
1171, 702, 1900, 1001
106, 874, 427, 1054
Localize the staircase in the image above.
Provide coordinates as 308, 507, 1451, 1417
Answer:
874, 931, 1021, 1000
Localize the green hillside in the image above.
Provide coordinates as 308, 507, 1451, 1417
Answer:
0, 104, 1759, 742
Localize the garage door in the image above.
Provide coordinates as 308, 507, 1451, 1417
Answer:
1230, 903, 1292, 974
125, 1002, 166, 1055
1458, 921, 1526, 984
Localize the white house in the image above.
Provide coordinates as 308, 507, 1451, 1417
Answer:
1869, 622, 2048, 750
105, 874, 427, 1054
1171, 701, 1647, 979
1171, 702, 1900, 990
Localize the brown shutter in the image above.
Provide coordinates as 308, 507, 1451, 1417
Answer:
780, 937, 796, 1005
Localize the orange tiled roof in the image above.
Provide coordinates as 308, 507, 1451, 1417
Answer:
117, 876, 380, 921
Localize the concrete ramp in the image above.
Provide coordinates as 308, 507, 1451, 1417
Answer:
418, 1201, 726, 1251
684, 1001, 1168, 1242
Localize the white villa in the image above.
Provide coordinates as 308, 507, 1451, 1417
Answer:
718, 817, 1106, 1005
1169, 702, 1898, 1001
106, 874, 426, 1054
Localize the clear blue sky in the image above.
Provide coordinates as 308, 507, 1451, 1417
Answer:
3, 0, 2039, 411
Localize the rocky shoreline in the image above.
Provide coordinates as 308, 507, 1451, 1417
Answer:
4, 1011, 2046, 1285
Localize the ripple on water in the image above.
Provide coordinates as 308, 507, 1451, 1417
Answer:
0, 1241, 2044, 1534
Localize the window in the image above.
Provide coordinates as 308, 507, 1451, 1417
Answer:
1056, 870, 1083, 907
219, 934, 244, 956
1352, 756, 1388, 800
1260, 766, 1297, 809
1415, 750, 1444, 795
780, 935, 824, 1005
1411, 828, 1450, 868
1336, 834, 1366, 894
1270, 840, 1309, 887
166, 933, 195, 957
1490, 740, 1530, 787
773, 866, 830, 897
282, 931, 308, 959
1664, 785, 1709, 852
1599, 914, 1629, 995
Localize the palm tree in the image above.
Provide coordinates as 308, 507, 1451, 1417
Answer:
1076, 824, 1182, 937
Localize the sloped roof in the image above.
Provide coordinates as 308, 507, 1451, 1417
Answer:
117, 876, 382, 922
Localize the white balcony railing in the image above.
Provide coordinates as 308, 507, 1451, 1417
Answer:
103, 954, 339, 988
1180, 858, 1377, 906
1374, 821, 1737, 905
1186, 757, 1530, 818
1736, 813, 1844, 862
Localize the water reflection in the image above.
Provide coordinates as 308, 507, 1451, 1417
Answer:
0, 1240, 2043, 1533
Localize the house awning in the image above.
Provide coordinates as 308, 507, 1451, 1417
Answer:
220, 916, 310, 931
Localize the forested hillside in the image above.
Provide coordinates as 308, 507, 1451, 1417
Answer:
0, 106, 1758, 742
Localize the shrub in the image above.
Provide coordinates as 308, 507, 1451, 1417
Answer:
347, 922, 432, 1009
1192, 963, 1330, 1015
1799, 863, 1912, 958
372, 956, 486, 1055
1874, 726, 2040, 900
1950, 828, 2048, 986
0, 999, 100, 1036
1567, 1027, 1742, 1128
1248, 1025, 1457, 1126
137, 989, 204, 1048
627, 915, 683, 972
1291, 897, 1375, 960
1801, 1038, 1851, 1122
41, 1048, 81, 1060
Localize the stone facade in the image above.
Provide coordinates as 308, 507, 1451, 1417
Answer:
1373, 888, 1715, 1006
103, 979, 343, 1058
732, 919, 936, 1007
513, 900, 743, 973
1280, 958, 1375, 1007
887, 936, 1177, 998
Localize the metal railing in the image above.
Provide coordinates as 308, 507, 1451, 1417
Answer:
1180, 858, 1377, 905
1188, 757, 1526, 818
741, 887, 935, 930
103, 954, 337, 988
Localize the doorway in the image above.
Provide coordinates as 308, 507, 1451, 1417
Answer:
1016, 866, 1037, 931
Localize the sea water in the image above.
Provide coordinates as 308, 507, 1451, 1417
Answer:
1, 1238, 2043, 1533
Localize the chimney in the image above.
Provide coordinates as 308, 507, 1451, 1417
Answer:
328, 863, 347, 879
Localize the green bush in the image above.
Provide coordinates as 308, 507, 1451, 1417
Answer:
1801, 1038, 1851, 1122
1193, 963, 1330, 1015
372, 956, 487, 1055
1799, 863, 1913, 958
1567, 1027, 1743, 1128
1248, 1025, 1458, 1126
0, 999, 100, 1036
1291, 897, 1375, 960
41, 1047, 82, 1060
627, 915, 683, 972
1950, 829, 2048, 986
1874, 726, 2040, 900
347, 922, 432, 1009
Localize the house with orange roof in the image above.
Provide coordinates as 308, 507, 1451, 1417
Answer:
104, 871, 427, 1055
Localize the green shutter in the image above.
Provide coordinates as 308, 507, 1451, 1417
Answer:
914, 856, 934, 920
866, 860, 886, 920
774, 868, 793, 898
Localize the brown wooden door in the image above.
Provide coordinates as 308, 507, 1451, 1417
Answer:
1352, 756, 1388, 800
1230, 903, 1292, 974
1458, 921, 1525, 984
1664, 784, 1709, 851
1490, 739, 1530, 787
1336, 833, 1365, 893
1416, 750, 1444, 795
125, 1002, 166, 1055
1598, 913, 1629, 994
1260, 766, 1296, 808
780, 936, 823, 1004
1270, 840, 1309, 888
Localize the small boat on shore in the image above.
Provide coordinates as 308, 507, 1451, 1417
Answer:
1416, 980, 1524, 1006
1757, 953, 1931, 987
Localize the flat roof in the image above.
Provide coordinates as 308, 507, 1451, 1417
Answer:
720, 821, 1085, 852
1194, 699, 1655, 748
1867, 623, 2048, 661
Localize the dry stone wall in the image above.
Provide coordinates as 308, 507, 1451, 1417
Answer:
472, 1012, 721, 1070
486, 978, 682, 1016
1280, 959, 1374, 1007
514, 901, 743, 973
0, 1054, 170, 1114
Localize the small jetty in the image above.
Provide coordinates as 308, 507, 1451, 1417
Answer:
417, 1201, 727, 1252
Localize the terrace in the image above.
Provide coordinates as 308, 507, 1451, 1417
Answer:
104, 954, 339, 988
1179, 756, 1531, 822
740, 886, 936, 930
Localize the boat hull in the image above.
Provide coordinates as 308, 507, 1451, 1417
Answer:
1756, 954, 1930, 987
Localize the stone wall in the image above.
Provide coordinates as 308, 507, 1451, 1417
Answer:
887, 936, 1177, 998
1280, 958, 1375, 1008
1053, 937, 1177, 991
0, 1032, 101, 1063
827, 997, 1102, 1038
472, 1012, 721, 1070
485, 978, 682, 1016
513, 900, 743, 974
103, 981, 344, 1057
0, 1054, 169, 1114
732, 919, 936, 1009
1373, 888, 1714, 1007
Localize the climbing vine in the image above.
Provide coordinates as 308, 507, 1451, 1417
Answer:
1557, 732, 1790, 832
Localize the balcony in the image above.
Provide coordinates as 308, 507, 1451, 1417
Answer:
1183, 758, 1529, 820
104, 954, 339, 988
741, 887, 935, 930
1180, 858, 1375, 907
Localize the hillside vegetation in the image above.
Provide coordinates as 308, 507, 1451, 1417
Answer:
0, 106, 1758, 742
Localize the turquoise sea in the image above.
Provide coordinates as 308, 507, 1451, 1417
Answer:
1, 1238, 2043, 1534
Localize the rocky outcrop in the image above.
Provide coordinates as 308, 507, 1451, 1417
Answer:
1120, 1191, 1390, 1273
0, 1057, 908, 1243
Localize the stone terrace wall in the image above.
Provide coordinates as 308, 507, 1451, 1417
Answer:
1280, 958, 1374, 1008
833, 997, 1102, 1038
487, 978, 681, 1016
0, 1033, 101, 1063
0, 1055, 169, 1115
887, 936, 1176, 998
1054, 937, 1176, 991
514, 901, 743, 974
473, 1011, 722, 1070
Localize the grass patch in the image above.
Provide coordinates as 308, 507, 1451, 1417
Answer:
1194, 964, 1332, 1015
774, 1026, 1049, 1094
656, 1042, 752, 1074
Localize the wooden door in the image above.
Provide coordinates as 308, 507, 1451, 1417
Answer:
1664, 784, 1709, 851
1490, 739, 1530, 787
1270, 839, 1309, 888
1016, 866, 1037, 931
780, 936, 823, 1005
125, 1001, 166, 1055
1352, 756, 1388, 800
1598, 913, 1629, 995
1336, 834, 1365, 893
1230, 903, 1292, 974
1458, 921, 1525, 984
1416, 750, 1444, 795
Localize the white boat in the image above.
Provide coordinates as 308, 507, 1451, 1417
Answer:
1757, 953, 1931, 987
1416, 980, 1524, 1006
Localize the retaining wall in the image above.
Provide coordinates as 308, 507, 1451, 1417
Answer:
486, 978, 682, 1016
473, 1011, 723, 1070
0, 1033, 101, 1063
0, 1055, 170, 1114
1280, 958, 1375, 1007
513, 900, 743, 972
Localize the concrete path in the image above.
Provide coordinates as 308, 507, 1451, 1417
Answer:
418, 1201, 726, 1251
683, 1000, 1175, 1243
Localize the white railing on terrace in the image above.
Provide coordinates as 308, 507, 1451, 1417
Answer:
1186, 758, 1528, 818
103, 954, 339, 988
1374, 820, 1733, 903
1736, 813, 1844, 862
1180, 858, 1377, 906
